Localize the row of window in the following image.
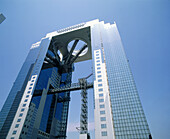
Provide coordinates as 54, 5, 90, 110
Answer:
95, 51, 104, 95
12, 76, 36, 136
95, 51, 101, 68
95, 50, 108, 137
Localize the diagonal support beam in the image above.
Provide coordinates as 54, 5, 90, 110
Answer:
69, 44, 88, 65
44, 57, 57, 67
52, 42, 58, 56
46, 53, 55, 61
65, 40, 79, 65
52, 42, 61, 62
46, 53, 61, 66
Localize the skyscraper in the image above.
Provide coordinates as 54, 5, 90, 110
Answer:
91, 21, 152, 139
0, 19, 151, 139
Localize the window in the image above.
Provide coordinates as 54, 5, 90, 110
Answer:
19, 113, 23, 117
17, 119, 21, 122
99, 99, 104, 102
101, 131, 107, 136
97, 71, 101, 74
99, 94, 103, 97
96, 54, 99, 56
101, 124, 107, 128
12, 130, 17, 135
97, 67, 101, 70
23, 104, 26, 107
98, 88, 103, 92
97, 64, 100, 66
30, 83, 33, 86
98, 79, 102, 82
96, 51, 99, 53
96, 57, 100, 59
24, 99, 28, 102
100, 110, 105, 115
21, 108, 25, 112
26, 95, 29, 98
27, 91, 31, 94
15, 124, 19, 128
98, 84, 102, 87
33, 76, 35, 79
29, 87, 32, 90
98, 75, 102, 78
100, 104, 105, 108
31, 80, 34, 82
100, 117, 106, 121
11, 137, 14, 139
96, 60, 100, 62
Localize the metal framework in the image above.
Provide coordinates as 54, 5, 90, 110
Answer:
79, 78, 88, 134
36, 39, 93, 137
44, 39, 88, 73
33, 82, 93, 96
33, 77, 93, 136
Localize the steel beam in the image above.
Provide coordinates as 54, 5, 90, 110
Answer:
69, 45, 88, 65
65, 40, 79, 64
33, 82, 93, 97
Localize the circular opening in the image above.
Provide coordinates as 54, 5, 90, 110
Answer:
67, 39, 88, 57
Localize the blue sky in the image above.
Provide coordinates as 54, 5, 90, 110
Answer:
0, 0, 170, 138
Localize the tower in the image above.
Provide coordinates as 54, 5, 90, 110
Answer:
0, 19, 151, 139
91, 21, 152, 139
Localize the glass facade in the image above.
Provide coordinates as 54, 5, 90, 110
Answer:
20, 45, 72, 138
0, 35, 72, 138
102, 23, 151, 139
92, 20, 152, 138
0, 42, 41, 138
